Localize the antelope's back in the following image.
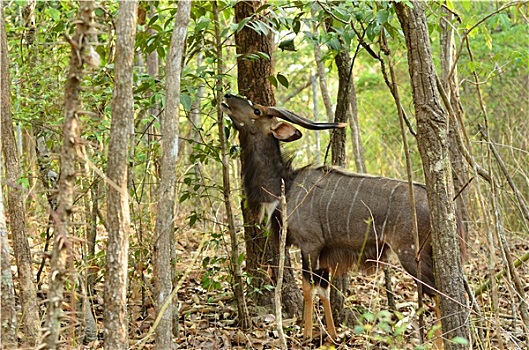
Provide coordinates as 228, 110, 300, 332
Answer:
286, 167, 432, 265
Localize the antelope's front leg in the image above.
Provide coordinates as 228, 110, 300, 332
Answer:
302, 277, 314, 340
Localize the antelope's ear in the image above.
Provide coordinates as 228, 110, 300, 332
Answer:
271, 122, 302, 142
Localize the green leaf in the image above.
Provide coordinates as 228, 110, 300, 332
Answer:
148, 24, 164, 33
179, 192, 190, 203
236, 17, 252, 33
376, 9, 389, 25
249, 20, 270, 36
497, 13, 511, 30
394, 324, 406, 336
366, 23, 381, 42
353, 325, 365, 334
379, 321, 391, 333
180, 93, 192, 111
451, 336, 469, 345
17, 176, 30, 189
328, 37, 341, 51
483, 29, 493, 50
46, 7, 61, 22
466, 60, 479, 73
256, 51, 270, 60
195, 17, 211, 32
362, 311, 375, 322
279, 39, 296, 52
188, 212, 197, 227
292, 18, 301, 33
268, 75, 278, 88
377, 309, 392, 321
156, 45, 166, 59
277, 73, 289, 88
148, 14, 159, 26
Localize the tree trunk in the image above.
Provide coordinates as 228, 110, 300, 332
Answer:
395, 2, 470, 348
348, 77, 365, 173
0, 178, 17, 348
146, 1, 161, 203
330, 50, 349, 167
440, 6, 469, 235
103, 1, 137, 349
153, 0, 190, 347
329, 48, 351, 327
234, 0, 302, 317
1, 4, 40, 346
311, 74, 322, 164
334, 45, 365, 174
44, 2, 97, 348
330, 33, 366, 173
86, 181, 99, 294
310, 7, 334, 123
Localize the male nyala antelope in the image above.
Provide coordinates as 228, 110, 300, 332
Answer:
221, 93, 461, 340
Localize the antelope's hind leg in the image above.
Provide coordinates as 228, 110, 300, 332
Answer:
316, 275, 337, 340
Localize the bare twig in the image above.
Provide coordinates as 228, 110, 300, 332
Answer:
280, 77, 313, 105
213, 0, 250, 331
478, 126, 529, 223
464, 21, 529, 340
435, 75, 491, 183
275, 180, 288, 349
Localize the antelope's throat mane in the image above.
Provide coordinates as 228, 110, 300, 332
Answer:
239, 134, 298, 213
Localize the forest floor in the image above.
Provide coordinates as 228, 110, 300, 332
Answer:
88, 226, 528, 350
17, 221, 528, 349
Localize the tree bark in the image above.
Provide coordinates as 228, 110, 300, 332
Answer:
311, 74, 322, 164
310, 7, 334, 123
103, 1, 137, 349
331, 50, 349, 167
153, 0, 190, 347
348, 77, 365, 173
440, 6, 470, 235
0, 171, 17, 348
395, 2, 470, 348
329, 48, 350, 327
234, 0, 302, 317
329, 28, 366, 173
145, 1, 161, 203
1, 4, 40, 346
43, 2, 97, 348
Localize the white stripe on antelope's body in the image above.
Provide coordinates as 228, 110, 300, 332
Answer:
220, 93, 465, 341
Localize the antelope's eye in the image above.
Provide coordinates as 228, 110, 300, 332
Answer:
254, 109, 261, 116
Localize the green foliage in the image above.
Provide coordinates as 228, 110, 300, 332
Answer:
269, 73, 290, 89
201, 255, 225, 291
450, 336, 470, 346
353, 309, 408, 348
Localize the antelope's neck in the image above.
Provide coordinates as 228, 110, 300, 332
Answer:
239, 133, 294, 214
